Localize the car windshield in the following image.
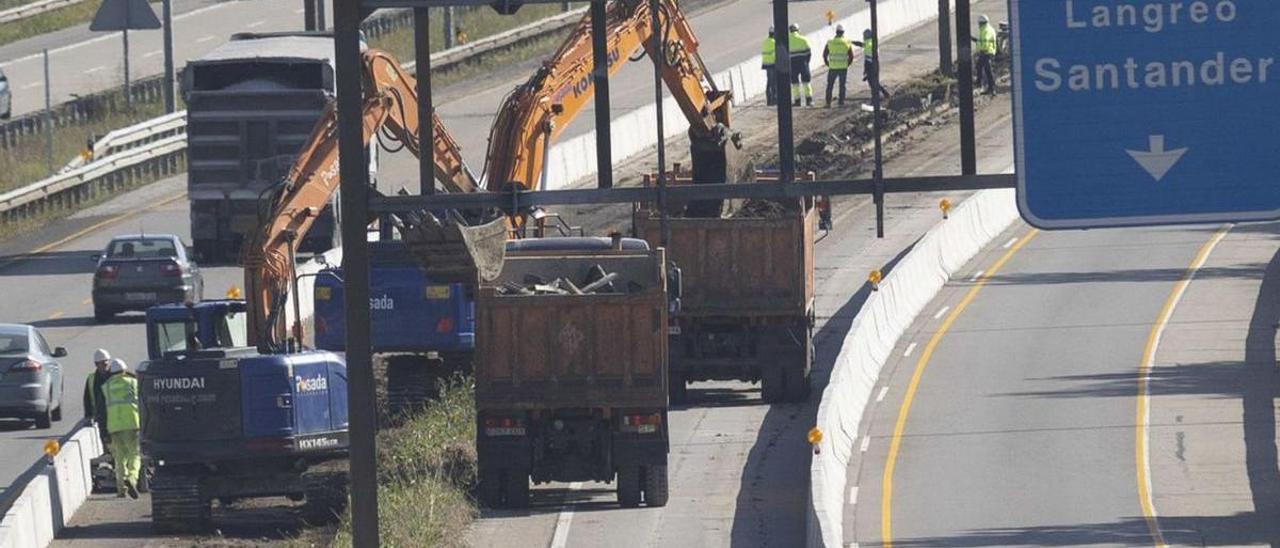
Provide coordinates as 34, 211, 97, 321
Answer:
107, 238, 178, 259
0, 333, 28, 354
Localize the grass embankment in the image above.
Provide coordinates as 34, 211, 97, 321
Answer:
302, 369, 477, 548
0, 0, 105, 46
0, 98, 166, 194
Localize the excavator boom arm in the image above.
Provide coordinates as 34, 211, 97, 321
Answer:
242, 48, 479, 350
485, 0, 730, 193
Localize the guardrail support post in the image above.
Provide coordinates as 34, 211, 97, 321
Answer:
43, 49, 52, 176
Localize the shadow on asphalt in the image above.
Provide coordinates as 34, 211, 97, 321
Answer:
58, 496, 314, 542
968, 244, 1280, 547
0, 419, 34, 432
0, 251, 98, 277
979, 264, 1267, 287
29, 316, 101, 329
728, 237, 919, 546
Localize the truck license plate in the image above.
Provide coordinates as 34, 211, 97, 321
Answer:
668, 326, 682, 335
125, 292, 156, 301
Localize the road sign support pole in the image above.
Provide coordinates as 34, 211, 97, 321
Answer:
444, 7, 455, 49
122, 28, 131, 110
772, 0, 794, 183
162, 0, 175, 113
956, 0, 975, 175
415, 7, 434, 196
870, 0, 885, 238
43, 49, 52, 177
591, 0, 613, 189
335, 1, 377, 546
304, 0, 316, 30
937, 0, 952, 76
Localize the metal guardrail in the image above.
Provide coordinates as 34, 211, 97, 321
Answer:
0, 10, 583, 226
0, 0, 84, 24
91, 110, 187, 159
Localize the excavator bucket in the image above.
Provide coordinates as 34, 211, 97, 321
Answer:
402, 213, 508, 284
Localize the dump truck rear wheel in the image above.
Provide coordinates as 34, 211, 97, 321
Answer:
760, 369, 784, 403
617, 467, 642, 508
642, 465, 669, 507
503, 470, 530, 509
151, 472, 210, 534
784, 367, 810, 403
478, 467, 504, 508
669, 372, 688, 405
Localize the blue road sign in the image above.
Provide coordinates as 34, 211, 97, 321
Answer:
1011, 0, 1280, 228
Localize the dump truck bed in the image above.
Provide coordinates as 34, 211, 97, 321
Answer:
474, 249, 668, 410
635, 207, 815, 319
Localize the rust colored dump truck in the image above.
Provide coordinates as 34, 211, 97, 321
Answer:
634, 171, 817, 404
473, 237, 672, 509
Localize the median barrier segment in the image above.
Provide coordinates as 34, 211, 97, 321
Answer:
0, 423, 104, 548
806, 188, 1019, 548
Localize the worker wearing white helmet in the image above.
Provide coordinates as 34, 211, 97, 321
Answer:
823, 25, 855, 107
973, 14, 998, 95
103, 358, 141, 499
83, 349, 114, 450
787, 23, 814, 107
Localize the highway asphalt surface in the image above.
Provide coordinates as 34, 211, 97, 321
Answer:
0, 0, 330, 117
844, 182, 1276, 544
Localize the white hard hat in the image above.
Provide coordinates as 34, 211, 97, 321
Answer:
789, 23, 799, 32
769, 26, 774, 35
978, 14, 990, 24
836, 24, 844, 33
109, 359, 127, 374
93, 349, 111, 363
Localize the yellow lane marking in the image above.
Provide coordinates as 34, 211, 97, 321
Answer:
0, 192, 187, 271
48, 311, 63, 320
1136, 225, 1230, 547
881, 229, 1038, 547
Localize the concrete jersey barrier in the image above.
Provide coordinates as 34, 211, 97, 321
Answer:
0, 425, 104, 548
807, 188, 1021, 547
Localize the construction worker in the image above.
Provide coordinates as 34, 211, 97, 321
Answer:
973, 14, 998, 95
762, 27, 778, 106
104, 359, 141, 499
82, 349, 113, 452
823, 25, 855, 107
787, 24, 814, 107
852, 29, 891, 101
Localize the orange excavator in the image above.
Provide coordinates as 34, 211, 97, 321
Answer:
241, 0, 737, 351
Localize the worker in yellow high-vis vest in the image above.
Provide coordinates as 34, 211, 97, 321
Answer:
972, 14, 998, 95
851, 29, 891, 102
104, 359, 141, 499
787, 24, 814, 107
762, 27, 778, 106
822, 25, 855, 107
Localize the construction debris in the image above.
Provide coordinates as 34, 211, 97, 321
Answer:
498, 265, 638, 296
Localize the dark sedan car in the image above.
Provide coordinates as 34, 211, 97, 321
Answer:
92, 234, 204, 322
0, 324, 66, 429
